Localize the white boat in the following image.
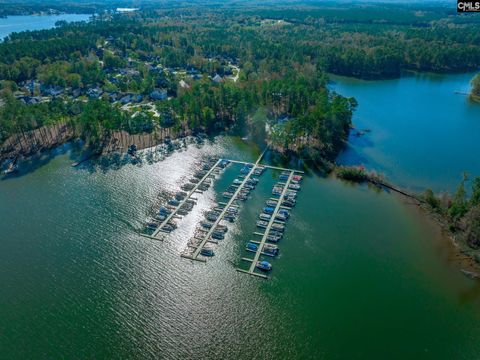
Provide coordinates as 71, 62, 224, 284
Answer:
200, 245, 214, 256
259, 213, 271, 221
256, 220, 269, 229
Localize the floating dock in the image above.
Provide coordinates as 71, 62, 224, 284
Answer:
237, 170, 296, 279
183, 150, 267, 261
228, 159, 304, 174
140, 147, 303, 278
140, 158, 222, 240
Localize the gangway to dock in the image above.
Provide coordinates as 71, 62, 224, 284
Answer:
237, 170, 296, 279
228, 159, 304, 174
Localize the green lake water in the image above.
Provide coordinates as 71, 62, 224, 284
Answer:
1, 73, 480, 359
1, 136, 480, 359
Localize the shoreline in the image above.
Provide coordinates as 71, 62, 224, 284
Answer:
0, 123, 182, 167
334, 165, 480, 278
470, 93, 480, 103
3, 133, 480, 279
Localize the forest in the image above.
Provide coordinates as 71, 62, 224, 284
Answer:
471, 73, 480, 102
0, 2, 479, 163
424, 177, 480, 255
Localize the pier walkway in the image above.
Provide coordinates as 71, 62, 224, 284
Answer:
182, 150, 266, 261
237, 170, 296, 279
228, 159, 304, 174
141, 158, 222, 240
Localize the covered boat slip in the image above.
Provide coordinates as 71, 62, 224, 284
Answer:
139, 158, 223, 241
182, 150, 268, 262
139, 148, 302, 278
237, 170, 297, 279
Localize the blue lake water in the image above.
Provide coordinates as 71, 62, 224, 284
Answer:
0, 14, 91, 40
334, 72, 480, 193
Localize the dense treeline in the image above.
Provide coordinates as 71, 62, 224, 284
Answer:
0, 94, 131, 144
1, 2, 479, 160
2, 4, 480, 80
424, 177, 480, 251
0, 0, 112, 17
471, 73, 480, 102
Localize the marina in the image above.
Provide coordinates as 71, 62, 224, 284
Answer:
140, 158, 225, 240
237, 170, 301, 279
181, 151, 267, 261
137, 145, 303, 279
138, 146, 304, 275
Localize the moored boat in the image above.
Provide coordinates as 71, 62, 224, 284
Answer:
158, 207, 171, 215
162, 224, 174, 232
271, 223, 285, 232
200, 245, 214, 257
282, 199, 296, 207
222, 191, 234, 199
223, 214, 236, 222
256, 220, 269, 228
266, 200, 278, 207
263, 207, 275, 215
175, 191, 187, 200
206, 213, 219, 222
266, 234, 281, 243
168, 199, 180, 206
3, 162, 18, 175
268, 230, 283, 239
212, 231, 225, 240
259, 213, 271, 221
200, 221, 213, 229
256, 261, 272, 271
278, 209, 290, 218
263, 244, 279, 256
214, 225, 228, 233
155, 214, 166, 221
145, 220, 159, 230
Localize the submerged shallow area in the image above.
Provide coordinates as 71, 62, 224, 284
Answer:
1, 137, 480, 359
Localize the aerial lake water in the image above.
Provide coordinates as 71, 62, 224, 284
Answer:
334, 72, 480, 192
1, 135, 480, 359
0, 14, 90, 40
1, 17, 480, 358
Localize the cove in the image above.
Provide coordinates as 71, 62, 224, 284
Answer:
1, 137, 480, 359
333, 72, 480, 193
0, 14, 91, 40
